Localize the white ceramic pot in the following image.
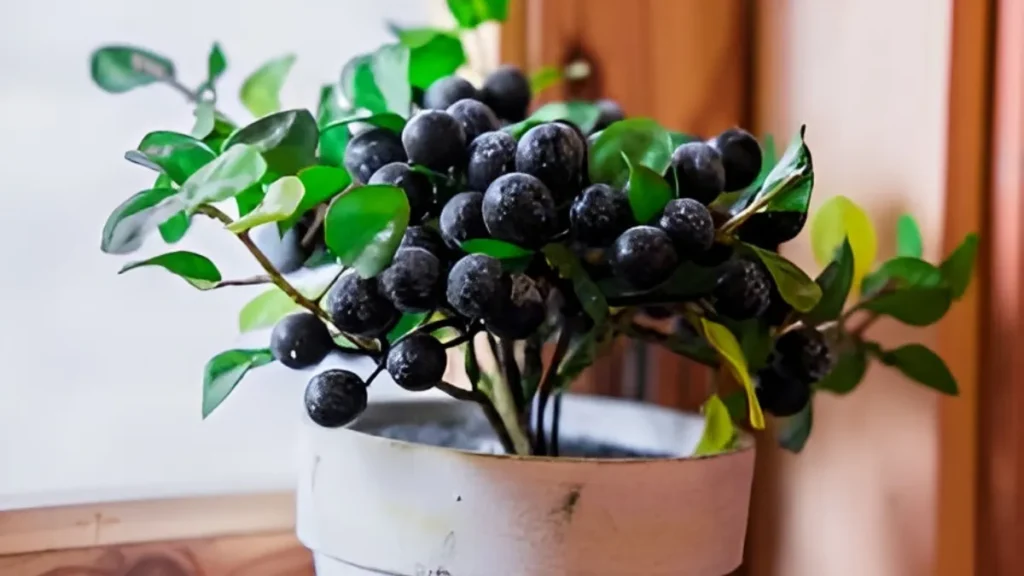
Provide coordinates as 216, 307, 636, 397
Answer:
295, 388, 755, 576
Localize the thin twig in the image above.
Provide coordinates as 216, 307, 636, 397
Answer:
415, 317, 468, 337
211, 274, 271, 288
436, 381, 516, 454
500, 338, 525, 413
443, 333, 474, 348
719, 171, 806, 234
534, 324, 573, 456
551, 393, 563, 457
162, 78, 238, 126
300, 204, 328, 250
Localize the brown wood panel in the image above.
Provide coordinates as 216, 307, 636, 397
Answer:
0, 532, 312, 576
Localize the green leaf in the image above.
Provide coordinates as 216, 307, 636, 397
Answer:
505, 101, 603, 138
722, 391, 748, 422
715, 134, 777, 213
816, 344, 867, 395
746, 245, 822, 312
202, 349, 275, 418
90, 45, 175, 93
134, 131, 216, 185
100, 187, 185, 255
461, 238, 534, 260
464, 338, 481, 385
239, 289, 299, 333
811, 194, 877, 293
240, 54, 295, 118
722, 318, 773, 372
805, 238, 854, 324
387, 312, 430, 342
324, 184, 410, 278
701, 318, 765, 429
179, 144, 267, 211
623, 155, 673, 223
777, 400, 813, 453
554, 325, 611, 390
317, 84, 349, 128
235, 185, 265, 217
340, 44, 411, 116
225, 176, 304, 233
158, 212, 190, 244
588, 118, 673, 188
529, 66, 562, 95
755, 126, 813, 213
191, 100, 216, 139
542, 244, 609, 325
223, 109, 319, 177
878, 343, 958, 395
896, 214, 923, 258
447, 0, 508, 28
860, 257, 945, 297
207, 42, 227, 86
694, 394, 737, 456
393, 27, 467, 90
279, 166, 352, 233
119, 251, 221, 290
940, 233, 979, 299
861, 287, 952, 326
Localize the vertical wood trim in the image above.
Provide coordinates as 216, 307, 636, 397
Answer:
936, 0, 993, 573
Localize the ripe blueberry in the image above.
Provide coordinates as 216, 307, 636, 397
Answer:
666, 142, 726, 205
610, 226, 679, 290
378, 247, 443, 313
401, 225, 447, 260
592, 99, 625, 132
482, 172, 557, 248
325, 272, 399, 337
439, 191, 488, 249
447, 254, 508, 319
305, 369, 367, 428
657, 198, 715, 257
467, 131, 517, 192
446, 99, 500, 144
736, 211, 808, 250
515, 123, 585, 203
402, 110, 467, 173
710, 128, 763, 192
386, 333, 448, 392
756, 368, 810, 417
691, 242, 734, 267
481, 65, 531, 122
712, 259, 770, 320
487, 273, 546, 339
270, 312, 333, 369
368, 162, 434, 223
770, 327, 833, 384
344, 128, 407, 184
569, 184, 634, 247
424, 76, 478, 111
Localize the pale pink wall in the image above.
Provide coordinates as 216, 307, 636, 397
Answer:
756, 1, 952, 575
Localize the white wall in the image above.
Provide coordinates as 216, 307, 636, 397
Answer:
0, 0, 435, 509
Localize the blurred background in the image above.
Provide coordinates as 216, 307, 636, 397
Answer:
0, 0, 1001, 575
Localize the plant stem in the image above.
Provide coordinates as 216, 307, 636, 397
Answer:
443, 333, 474, 348
500, 339, 525, 413
436, 382, 516, 454
551, 392, 563, 457
212, 274, 272, 288
162, 78, 238, 126
534, 324, 573, 456
195, 205, 377, 352
300, 204, 328, 250
416, 317, 468, 337
719, 171, 806, 234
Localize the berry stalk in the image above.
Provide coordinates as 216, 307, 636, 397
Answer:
719, 170, 808, 235
534, 324, 573, 456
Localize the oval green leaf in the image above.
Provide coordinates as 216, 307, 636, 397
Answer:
811, 194, 877, 293
815, 344, 867, 395
861, 286, 952, 326
119, 251, 222, 290
240, 54, 295, 118
879, 343, 958, 395
624, 155, 673, 223
135, 131, 216, 185
223, 109, 318, 177
226, 176, 305, 233
588, 118, 673, 188
446, 0, 509, 28
278, 166, 352, 233
179, 144, 267, 211
461, 238, 534, 260
896, 214, 923, 258
529, 66, 562, 95
694, 394, 737, 456
235, 185, 265, 217
90, 45, 175, 93
207, 42, 227, 85
542, 244, 608, 325
393, 27, 467, 89
387, 312, 430, 342
324, 184, 410, 278
940, 233, 979, 299
158, 212, 190, 244
505, 101, 602, 139
100, 188, 185, 255
777, 401, 813, 453
340, 45, 411, 116
860, 256, 945, 297
238, 288, 299, 333
756, 126, 813, 213
805, 238, 854, 324
747, 244, 822, 312
191, 100, 216, 139
700, 318, 765, 429
202, 348, 275, 418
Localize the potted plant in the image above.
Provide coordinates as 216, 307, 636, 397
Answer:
90, 2, 977, 574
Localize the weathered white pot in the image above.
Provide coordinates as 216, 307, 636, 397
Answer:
295, 389, 755, 576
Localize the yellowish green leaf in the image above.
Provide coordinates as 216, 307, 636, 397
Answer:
700, 318, 765, 429
810, 195, 877, 294
694, 394, 737, 455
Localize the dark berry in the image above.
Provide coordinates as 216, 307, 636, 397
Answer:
712, 259, 770, 320
467, 131, 517, 192
481, 65, 531, 122
570, 184, 634, 246
763, 280, 792, 327
424, 76, 478, 111
610, 226, 679, 290
488, 273, 546, 339
592, 99, 625, 132
447, 254, 508, 319
250, 223, 310, 274
446, 99, 500, 144
736, 211, 808, 250
368, 162, 434, 223
401, 225, 446, 259
692, 242, 734, 267
771, 327, 833, 384
482, 172, 557, 248
305, 369, 367, 427
666, 142, 726, 205
378, 247, 442, 313
439, 191, 488, 249
657, 198, 715, 259
325, 272, 399, 337
515, 123, 585, 203
402, 110, 467, 173
710, 128, 763, 192
344, 128, 407, 184
756, 368, 810, 417
269, 312, 333, 369
386, 333, 447, 392
555, 120, 590, 188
